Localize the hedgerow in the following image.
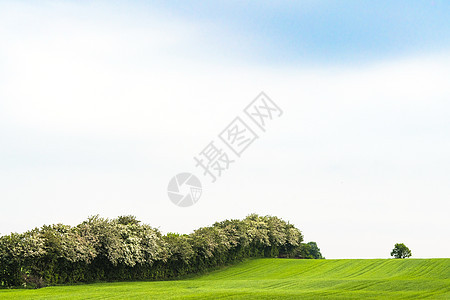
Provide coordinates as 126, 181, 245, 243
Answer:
0, 214, 320, 288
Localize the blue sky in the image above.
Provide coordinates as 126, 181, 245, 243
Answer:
0, 1, 449, 258
144, 0, 450, 65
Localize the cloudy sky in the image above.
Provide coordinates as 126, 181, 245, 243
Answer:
0, 1, 449, 259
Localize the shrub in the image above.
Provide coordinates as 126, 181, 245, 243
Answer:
0, 214, 308, 287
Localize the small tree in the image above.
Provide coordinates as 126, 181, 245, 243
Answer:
390, 243, 412, 259
295, 241, 324, 259
307, 242, 324, 259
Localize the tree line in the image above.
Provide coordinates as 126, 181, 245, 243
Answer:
0, 214, 323, 288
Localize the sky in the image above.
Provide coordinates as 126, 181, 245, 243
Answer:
0, 0, 449, 259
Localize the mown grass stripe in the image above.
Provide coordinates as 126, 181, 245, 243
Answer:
0, 258, 449, 299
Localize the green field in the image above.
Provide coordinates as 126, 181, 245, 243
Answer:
1, 258, 449, 299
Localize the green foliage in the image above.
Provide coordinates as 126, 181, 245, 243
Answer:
296, 241, 324, 259
0, 214, 310, 287
116, 215, 141, 226
391, 243, 412, 259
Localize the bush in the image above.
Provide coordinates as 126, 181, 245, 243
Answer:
0, 214, 307, 287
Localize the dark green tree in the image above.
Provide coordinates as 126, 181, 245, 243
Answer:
306, 242, 323, 259
296, 241, 323, 259
390, 243, 412, 259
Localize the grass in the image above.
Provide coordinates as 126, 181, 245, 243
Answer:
1, 258, 449, 299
